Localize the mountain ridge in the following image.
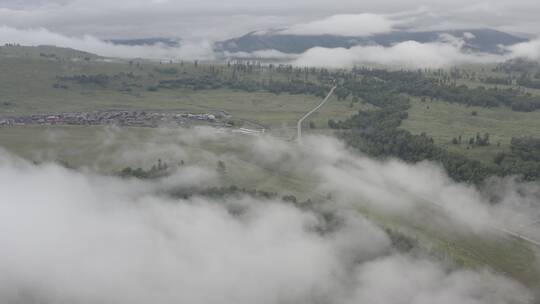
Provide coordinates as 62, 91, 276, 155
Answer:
215, 29, 528, 54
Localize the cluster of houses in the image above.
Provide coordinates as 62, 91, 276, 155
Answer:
0, 111, 223, 128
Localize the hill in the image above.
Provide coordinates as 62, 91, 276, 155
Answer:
0, 44, 101, 60
216, 29, 527, 54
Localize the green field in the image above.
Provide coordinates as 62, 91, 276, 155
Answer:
0, 46, 363, 133
402, 98, 540, 163
0, 125, 321, 201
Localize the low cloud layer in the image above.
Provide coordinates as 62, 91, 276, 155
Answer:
506, 39, 540, 61
224, 35, 501, 68
290, 42, 498, 68
218, 31, 540, 68
0, 26, 215, 60
0, 129, 538, 303
249, 134, 540, 237
288, 35, 540, 68
4, 10, 540, 67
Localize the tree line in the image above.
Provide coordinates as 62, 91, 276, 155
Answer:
331, 100, 540, 183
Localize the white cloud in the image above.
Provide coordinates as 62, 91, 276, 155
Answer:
291, 40, 502, 69
0, 136, 535, 303
506, 38, 540, 60
4, 23, 540, 70
463, 32, 476, 40
279, 14, 396, 37
236, 134, 540, 240
0, 26, 215, 60
229, 33, 540, 68
223, 49, 297, 60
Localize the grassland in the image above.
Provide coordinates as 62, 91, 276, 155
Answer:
0, 46, 362, 133
1, 46, 539, 291
402, 98, 540, 163
0, 125, 321, 201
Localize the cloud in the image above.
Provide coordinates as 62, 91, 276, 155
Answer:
228, 33, 540, 68
463, 32, 476, 40
223, 49, 297, 60
234, 134, 540, 241
0, 140, 534, 303
296, 135, 540, 238
7, 24, 540, 68
506, 38, 540, 60
290, 39, 502, 68
0, 26, 215, 60
2, 0, 540, 41
278, 14, 397, 37
348, 255, 529, 303
17, 125, 539, 243
4, 26, 539, 69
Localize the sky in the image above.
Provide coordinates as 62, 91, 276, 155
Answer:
1, 0, 540, 40
2, 1, 540, 67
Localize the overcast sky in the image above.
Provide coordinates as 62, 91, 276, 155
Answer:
1, 0, 540, 40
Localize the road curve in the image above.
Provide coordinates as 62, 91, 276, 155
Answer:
297, 86, 337, 143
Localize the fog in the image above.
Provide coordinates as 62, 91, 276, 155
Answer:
283, 30, 540, 68
4, 24, 540, 68
0, 26, 215, 60
290, 40, 497, 69
506, 39, 540, 60
1, 129, 538, 303
289, 34, 540, 68
248, 134, 540, 235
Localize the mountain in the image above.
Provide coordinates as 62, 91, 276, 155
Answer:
108, 38, 181, 47
215, 29, 528, 54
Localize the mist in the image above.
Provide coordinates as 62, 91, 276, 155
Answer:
0, 26, 215, 60
290, 42, 498, 68
3, 12, 540, 68
288, 34, 540, 68
0, 129, 538, 303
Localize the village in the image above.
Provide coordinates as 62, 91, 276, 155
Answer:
0, 110, 228, 128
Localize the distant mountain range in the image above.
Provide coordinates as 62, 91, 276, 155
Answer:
215, 29, 528, 54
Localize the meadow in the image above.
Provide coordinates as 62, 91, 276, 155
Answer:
402, 98, 540, 163
0, 46, 363, 134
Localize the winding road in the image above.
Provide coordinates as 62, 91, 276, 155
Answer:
297, 85, 337, 143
